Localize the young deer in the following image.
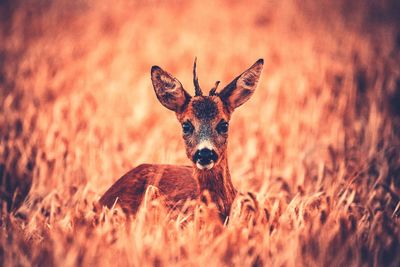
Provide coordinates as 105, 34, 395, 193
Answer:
99, 59, 264, 221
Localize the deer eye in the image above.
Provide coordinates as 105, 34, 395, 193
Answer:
182, 121, 194, 135
216, 120, 229, 134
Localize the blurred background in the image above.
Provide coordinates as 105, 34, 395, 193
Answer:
1, 0, 400, 266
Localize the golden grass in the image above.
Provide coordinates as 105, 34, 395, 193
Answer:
1, 0, 400, 266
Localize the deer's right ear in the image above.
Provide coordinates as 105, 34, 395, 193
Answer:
151, 66, 191, 113
219, 59, 264, 111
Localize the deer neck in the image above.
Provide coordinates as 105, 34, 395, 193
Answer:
193, 154, 237, 219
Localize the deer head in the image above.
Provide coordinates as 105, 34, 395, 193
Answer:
151, 59, 264, 171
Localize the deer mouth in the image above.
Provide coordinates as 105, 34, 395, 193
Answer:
192, 147, 218, 170
196, 161, 215, 170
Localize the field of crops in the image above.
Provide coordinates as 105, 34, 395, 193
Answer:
1, 0, 400, 266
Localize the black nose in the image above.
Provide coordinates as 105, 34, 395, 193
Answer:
193, 148, 218, 165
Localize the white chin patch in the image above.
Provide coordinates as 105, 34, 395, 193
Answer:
196, 161, 214, 170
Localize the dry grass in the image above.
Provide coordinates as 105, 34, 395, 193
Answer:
1, 0, 400, 266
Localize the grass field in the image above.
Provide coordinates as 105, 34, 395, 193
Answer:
1, 0, 400, 266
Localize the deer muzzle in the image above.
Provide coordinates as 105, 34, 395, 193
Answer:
193, 148, 218, 170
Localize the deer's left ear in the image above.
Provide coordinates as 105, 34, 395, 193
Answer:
219, 59, 264, 111
151, 66, 191, 113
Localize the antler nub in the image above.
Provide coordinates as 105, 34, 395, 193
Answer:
209, 81, 220, 96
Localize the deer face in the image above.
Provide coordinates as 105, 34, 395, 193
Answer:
176, 95, 229, 170
151, 59, 263, 170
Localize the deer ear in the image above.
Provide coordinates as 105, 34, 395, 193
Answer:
219, 59, 264, 111
151, 66, 191, 113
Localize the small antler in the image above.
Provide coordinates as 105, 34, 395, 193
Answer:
193, 57, 203, 96
209, 81, 220, 96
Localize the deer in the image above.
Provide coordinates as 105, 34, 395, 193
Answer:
99, 58, 264, 221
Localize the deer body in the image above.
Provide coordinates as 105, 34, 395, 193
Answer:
99, 162, 236, 219
99, 59, 264, 220
100, 164, 195, 214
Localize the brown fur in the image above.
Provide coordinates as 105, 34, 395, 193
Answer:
194, 155, 236, 219
99, 160, 236, 220
99, 164, 197, 214
100, 59, 263, 221
98, 161, 236, 220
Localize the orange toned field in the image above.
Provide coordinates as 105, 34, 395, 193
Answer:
1, 0, 400, 266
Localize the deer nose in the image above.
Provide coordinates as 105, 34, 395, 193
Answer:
193, 148, 218, 166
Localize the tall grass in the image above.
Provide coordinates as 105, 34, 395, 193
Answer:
1, 0, 400, 266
